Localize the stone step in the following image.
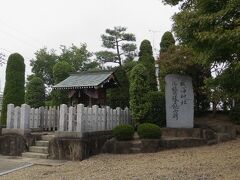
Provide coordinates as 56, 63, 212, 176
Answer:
133, 132, 140, 140
22, 152, 48, 159
216, 133, 233, 143
131, 140, 141, 145
36, 140, 49, 147
131, 141, 142, 149
207, 139, 218, 145
29, 146, 48, 154
131, 147, 141, 153
41, 135, 55, 141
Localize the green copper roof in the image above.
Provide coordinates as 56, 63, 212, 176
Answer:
53, 70, 116, 89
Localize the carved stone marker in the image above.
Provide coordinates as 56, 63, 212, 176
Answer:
165, 74, 194, 128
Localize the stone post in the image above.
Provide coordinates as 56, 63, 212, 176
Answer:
125, 107, 129, 124
92, 105, 98, 131
34, 108, 39, 128
39, 106, 44, 130
59, 104, 67, 131
116, 107, 121, 126
7, 104, 14, 129
113, 109, 117, 128
20, 104, 30, 130
106, 106, 110, 130
76, 104, 84, 135
87, 107, 93, 132
102, 108, 106, 131
68, 106, 74, 132
14, 106, 20, 129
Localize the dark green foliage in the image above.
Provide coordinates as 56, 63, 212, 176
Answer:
163, 0, 240, 65
30, 48, 58, 86
107, 67, 129, 108
31, 44, 99, 87
113, 124, 135, 141
160, 31, 175, 54
159, 46, 211, 113
162, 0, 240, 112
53, 61, 73, 84
139, 40, 153, 57
123, 60, 138, 78
51, 61, 73, 106
59, 44, 99, 71
25, 77, 45, 108
138, 40, 157, 91
96, 26, 137, 66
230, 103, 240, 125
145, 92, 166, 127
137, 123, 161, 139
129, 64, 151, 123
1, 53, 25, 125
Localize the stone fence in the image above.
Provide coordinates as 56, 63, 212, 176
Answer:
5, 104, 59, 132
57, 104, 131, 137
4, 103, 131, 137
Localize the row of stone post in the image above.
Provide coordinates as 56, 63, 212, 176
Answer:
58, 104, 131, 136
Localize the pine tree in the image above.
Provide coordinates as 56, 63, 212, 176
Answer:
1, 53, 25, 125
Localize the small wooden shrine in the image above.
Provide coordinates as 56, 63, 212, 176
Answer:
53, 70, 119, 107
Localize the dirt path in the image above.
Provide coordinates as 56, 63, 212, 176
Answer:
2, 138, 240, 180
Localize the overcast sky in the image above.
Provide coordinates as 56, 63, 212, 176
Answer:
0, 0, 178, 92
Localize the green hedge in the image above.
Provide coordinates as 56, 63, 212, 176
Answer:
137, 123, 161, 139
113, 124, 134, 141
145, 91, 166, 127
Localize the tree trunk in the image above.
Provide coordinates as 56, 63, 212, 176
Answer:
116, 39, 122, 66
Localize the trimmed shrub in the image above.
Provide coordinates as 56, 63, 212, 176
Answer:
137, 123, 161, 139
1, 53, 25, 125
145, 91, 166, 127
113, 124, 134, 141
129, 64, 151, 123
138, 39, 157, 91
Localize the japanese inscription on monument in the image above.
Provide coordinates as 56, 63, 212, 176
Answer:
165, 74, 194, 128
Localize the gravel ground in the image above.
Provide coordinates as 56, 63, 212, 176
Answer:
2, 138, 240, 180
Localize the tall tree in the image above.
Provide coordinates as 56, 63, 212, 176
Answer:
162, 0, 240, 113
138, 40, 157, 91
25, 77, 45, 108
1, 53, 25, 125
107, 67, 130, 108
162, 0, 240, 64
160, 31, 175, 54
129, 64, 151, 123
51, 61, 73, 106
159, 45, 211, 112
59, 43, 99, 71
30, 48, 58, 86
96, 26, 137, 66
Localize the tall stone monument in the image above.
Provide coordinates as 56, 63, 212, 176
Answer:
165, 74, 194, 128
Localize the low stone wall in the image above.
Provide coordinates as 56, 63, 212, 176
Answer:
161, 128, 202, 138
0, 133, 41, 156
48, 131, 112, 161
